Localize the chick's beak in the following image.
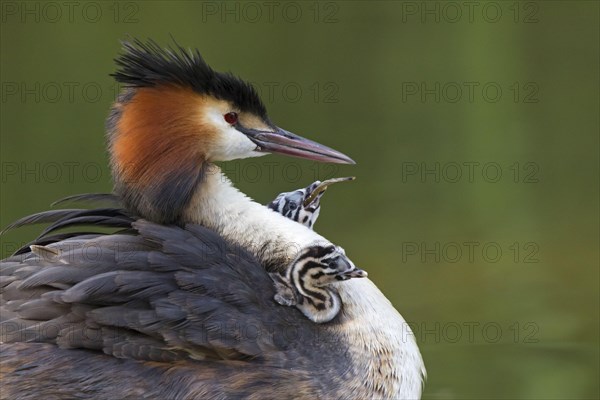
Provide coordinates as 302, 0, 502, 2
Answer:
344, 268, 368, 279
238, 125, 355, 164
303, 177, 355, 208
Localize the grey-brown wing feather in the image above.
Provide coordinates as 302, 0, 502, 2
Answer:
0, 342, 329, 400
1, 220, 322, 365
0, 202, 351, 398
50, 193, 123, 208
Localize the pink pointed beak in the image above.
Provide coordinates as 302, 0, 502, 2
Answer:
239, 125, 355, 164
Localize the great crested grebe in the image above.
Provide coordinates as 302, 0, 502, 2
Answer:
0, 39, 425, 399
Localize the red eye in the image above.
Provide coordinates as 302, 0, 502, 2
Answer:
224, 112, 238, 125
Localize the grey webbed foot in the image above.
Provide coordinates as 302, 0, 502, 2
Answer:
269, 272, 297, 306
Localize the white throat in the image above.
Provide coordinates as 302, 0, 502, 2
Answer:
184, 165, 329, 267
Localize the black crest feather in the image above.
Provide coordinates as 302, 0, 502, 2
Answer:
112, 38, 267, 119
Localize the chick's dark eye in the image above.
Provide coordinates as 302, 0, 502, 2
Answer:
224, 112, 238, 125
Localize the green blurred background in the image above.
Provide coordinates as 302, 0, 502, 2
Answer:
1, 1, 598, 398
